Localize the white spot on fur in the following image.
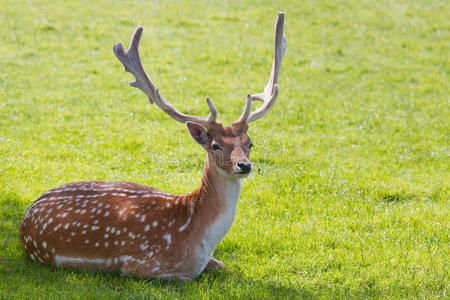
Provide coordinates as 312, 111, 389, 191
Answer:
178, 216, 191, 232
162, 234, 172, 250
54, 255, 106, 267
112, 193, 126, 197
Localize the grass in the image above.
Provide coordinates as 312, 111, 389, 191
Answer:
0, 0, 448, 298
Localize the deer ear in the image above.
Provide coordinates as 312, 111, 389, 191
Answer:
186, 122, 209, 149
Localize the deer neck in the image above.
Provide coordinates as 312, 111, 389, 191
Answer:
196, 156, 242, 215
188, 156, 242, 257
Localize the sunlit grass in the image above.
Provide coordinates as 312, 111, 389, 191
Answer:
0, 0, 448, 298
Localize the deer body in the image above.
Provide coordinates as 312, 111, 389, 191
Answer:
21, 173, 241, 279
20, 13, 286, 280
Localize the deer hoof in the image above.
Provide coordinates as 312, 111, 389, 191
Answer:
206, 258, 225, 270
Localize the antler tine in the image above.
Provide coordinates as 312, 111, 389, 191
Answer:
240, 12, 286, 123
206, 97, 218, 123
114, 26, 217, 126
237, 94, 253, 123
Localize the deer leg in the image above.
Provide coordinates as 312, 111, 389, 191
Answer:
206, 257, 225, 270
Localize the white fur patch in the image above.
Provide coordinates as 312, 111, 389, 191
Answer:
194, 178, 242, 275
54, 255, 106, 267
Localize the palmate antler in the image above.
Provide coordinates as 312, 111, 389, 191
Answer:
113, 27, 218, 128
238, 12, 286, 124
114, 12, 286, 127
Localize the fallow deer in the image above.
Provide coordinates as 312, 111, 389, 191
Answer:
20, 13, 286, 281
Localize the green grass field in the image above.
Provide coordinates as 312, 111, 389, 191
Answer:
0, 0, 448, 298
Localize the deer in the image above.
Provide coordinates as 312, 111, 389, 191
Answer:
20, 12, 286, 281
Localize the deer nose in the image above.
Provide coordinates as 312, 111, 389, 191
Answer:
237, 162, 252, 173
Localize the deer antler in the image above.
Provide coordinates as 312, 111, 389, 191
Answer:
113, 27, 218, 127
238, 12, 286, 124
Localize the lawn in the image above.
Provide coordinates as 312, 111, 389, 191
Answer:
0, 0, 448, 298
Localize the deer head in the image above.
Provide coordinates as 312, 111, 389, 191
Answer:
113, 13, 286, 179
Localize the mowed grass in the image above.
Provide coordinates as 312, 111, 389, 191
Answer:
0, 0, 448, 298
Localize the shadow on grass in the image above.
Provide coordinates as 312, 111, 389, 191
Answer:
4, 259, 311, 299
5, 256, 393, 299
380, 192, 417, 203
0, 191, 27, 250
0, 191, 27, 222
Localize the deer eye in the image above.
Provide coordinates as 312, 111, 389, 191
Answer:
212, 143, 222, 151
249, 142, 253, 149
